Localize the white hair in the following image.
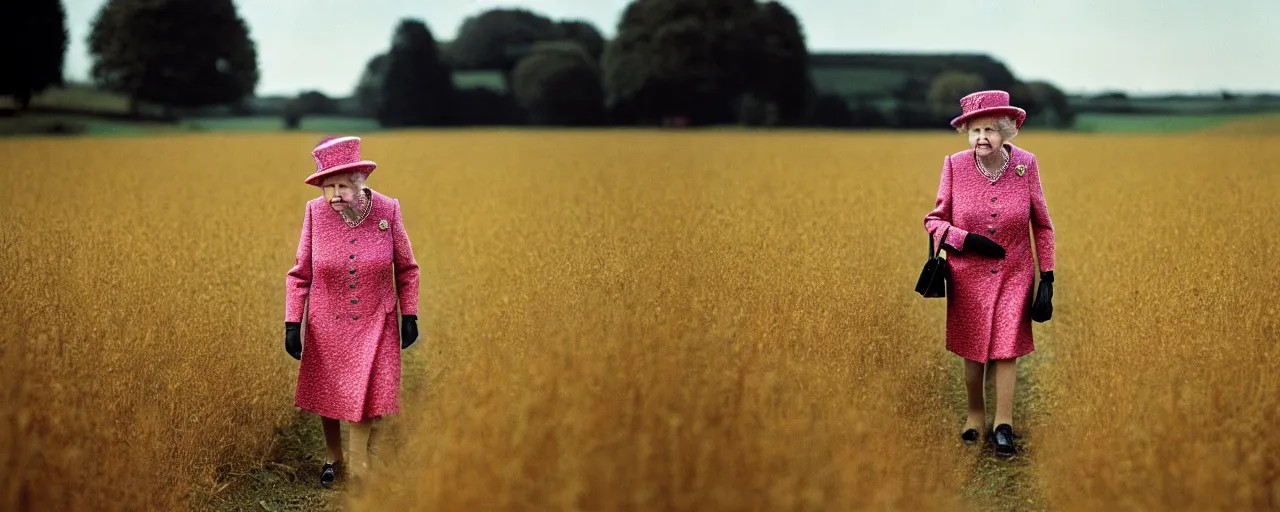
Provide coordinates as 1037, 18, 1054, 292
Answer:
956, 114, 1018, 140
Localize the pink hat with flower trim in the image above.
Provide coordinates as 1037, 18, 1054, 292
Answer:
950, 90, 1027, 130
305, 136, 377, 186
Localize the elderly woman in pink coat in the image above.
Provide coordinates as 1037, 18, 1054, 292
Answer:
284, 135, 421, 487
924, 90, 1055, 459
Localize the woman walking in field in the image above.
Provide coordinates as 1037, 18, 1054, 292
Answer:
284, 135, 421, 487
923, 90, 1055, 459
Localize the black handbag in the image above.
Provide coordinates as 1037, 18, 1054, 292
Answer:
915, 226, 951, 298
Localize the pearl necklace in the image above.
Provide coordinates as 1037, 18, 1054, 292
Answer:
976, 148, 1010, 182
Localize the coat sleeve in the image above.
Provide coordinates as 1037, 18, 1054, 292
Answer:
391, 199, 420, 316
285, 203, 313, 323
924, 155, 970, 252
1028, 155, 1056, 272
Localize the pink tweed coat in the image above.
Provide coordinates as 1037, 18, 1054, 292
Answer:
285, 189, 420, 422
924, 143, 1055, 362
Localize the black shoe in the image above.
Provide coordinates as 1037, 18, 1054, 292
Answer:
320, 462, 338, 488
992, 424, 1017, 459
961, 428, 979, 444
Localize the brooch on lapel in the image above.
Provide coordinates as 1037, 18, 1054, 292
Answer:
1016, 164, 1027, 176
378, 219, 389, 231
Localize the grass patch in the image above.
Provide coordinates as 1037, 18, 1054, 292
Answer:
207, 410, 343, 511
29, 83, 131, 114
1, 114, 381, 137
1072, 113, 1266, 133
184, 116, 381, 133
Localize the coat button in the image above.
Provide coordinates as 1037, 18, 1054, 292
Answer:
988, 228, 996, 235
991, 213, 997, 218
349, 284, 356, 289
349, 239, 356, 244
349, 254, 355, 259
991, 197, 997, 202
351, 299, 359, 304
349, 269, 356, 274
991, 268, 998, 274
353, 315, 359, 320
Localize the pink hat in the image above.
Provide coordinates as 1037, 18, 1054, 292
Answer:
304, 136, 377, 186
950, 90, 1026, 130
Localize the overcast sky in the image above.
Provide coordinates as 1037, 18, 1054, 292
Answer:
61, 0, 1279, 97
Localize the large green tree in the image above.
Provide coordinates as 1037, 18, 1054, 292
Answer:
353, 53, 388, 117
378, 19, 454, 127
511, 41, 604, 126
447, 9, 607, 73
601, 0, 812, 126
927, 70, 985, 118
1008, 81, 1043, 125
453, 88, 522, 125
447, 8, 556, 72
552, 20, 605, 63
88, 0, 259, 115
0, 0, 68, 109
1024, 80, 1075, 128
743, 1, 812, 125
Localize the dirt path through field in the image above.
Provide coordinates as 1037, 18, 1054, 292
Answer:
947, 323, 1056, 512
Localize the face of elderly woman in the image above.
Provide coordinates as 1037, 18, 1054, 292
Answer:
966, 116, 1008, 158
320, 173, 361, 211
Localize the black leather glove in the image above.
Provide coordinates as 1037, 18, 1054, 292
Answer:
285, 322, 302, 360
1032, 271, 1053, 322
400, 315, 419, 350
965, 233, 1006, 259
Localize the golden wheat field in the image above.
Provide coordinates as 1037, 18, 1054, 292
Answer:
1, 127, 1277, 512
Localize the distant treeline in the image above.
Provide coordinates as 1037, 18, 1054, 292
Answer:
1066, 91, 1280, 115
6, 0, 1277, 130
